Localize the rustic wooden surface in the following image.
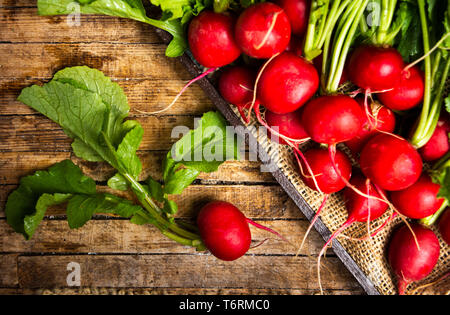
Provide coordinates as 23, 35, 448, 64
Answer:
0, 1, 364, 295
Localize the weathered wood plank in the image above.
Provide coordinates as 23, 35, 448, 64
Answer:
0, 78, 214, 116
0, 287, 364, 295
17, 254, 361, 290
0, 0, 35, 7
0, 43, 193, 80
0, 184, 301, 219
0, 114, 264, 153
0, 115, 195, 151
0, 254, 18, 287
0, 220, 322, 256
0, 152, 274, 184
0, 8, 162, 44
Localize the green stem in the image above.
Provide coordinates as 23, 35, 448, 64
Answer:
410, 0, 433, 148
327, 0, 369, 93
419, 200, 449, 226
122, 173, 203, 243
412, 55, 450, 148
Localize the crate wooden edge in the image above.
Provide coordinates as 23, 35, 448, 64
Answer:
154, 30, 381, 296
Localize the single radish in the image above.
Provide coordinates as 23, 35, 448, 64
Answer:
256, 52, 319, 114
197, 201, 290, 261
197, 201, 251, 261
419, 118, 450, 162
390, 174, 445, 219
146, 11, 241, 115
377, 66, 425, 111
218, 66, 256, 122
188, 11, 241, 68
296, 147, 352, 253
343, 175, 390, 224
275, 0, 310, 36
360, 134, 423, 191
301, 95, 365, 145
439, 209, 450, 245
388, 224, 440, 295
235, 2, 291, 59
345, 98, 396, 154
297, 147, 352, 194
348, 45, 405, 92
264, 109, 309, 145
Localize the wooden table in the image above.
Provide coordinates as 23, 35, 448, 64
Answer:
0, 1, 364, 295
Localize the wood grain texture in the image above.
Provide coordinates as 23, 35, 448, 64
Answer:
1, 184, 299, 219
0, 78, 214, 115
0, 219, 322, 256
0, 5, 364, 295
17, 255, 361, 290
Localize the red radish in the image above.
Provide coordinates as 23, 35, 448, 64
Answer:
348, 45, 405, 91
298, 147, 352, 194
378, 66, 425, 111
264, 109, 309, 145
197, 201, 251, 261
235, 3, 291, 59
219, 66, 256, 122
390, 174, 445, 219
360, 134, 423, 191
188, 11, 241, 68
345, 98, 396, 154
388, 224, 440, 295
197, 201, 289, 261
275, 0, 310, 36
285, 36, 304, 57
301, 95, 365, 145
439, 209, 450, 245
256, 52, 319, 114
343, 175, 390, 224
419, 118, 450, 162
296, 147, 352, 252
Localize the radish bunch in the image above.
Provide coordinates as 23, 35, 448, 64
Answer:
184, 0, 449, 295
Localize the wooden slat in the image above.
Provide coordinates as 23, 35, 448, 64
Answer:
0, 184, 301, 219
17, 254, 361, 290
0, 43, 192, 80
0, 8, 162, 44
0, 115, 195, 151
0, 152, 274, 184
0, 254, 18, 287
0, 0, 35, 7
0, 78, 214, 116
0, 114, 265, 152
0, 287, 364, 295
0, 220, 322, 256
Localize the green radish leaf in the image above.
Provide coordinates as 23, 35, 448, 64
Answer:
147, 177, 165, 202
163, 198, 178, 214
162, 111, 240, 196
445, 95, 450, 113
5, 160, 96, 238
67, 194, 105, 229
24, 193, 72, 239
67, 193, 143, 228
107, 173, 129, 191
163, 166, 200, 195
18, 66, 144, 179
